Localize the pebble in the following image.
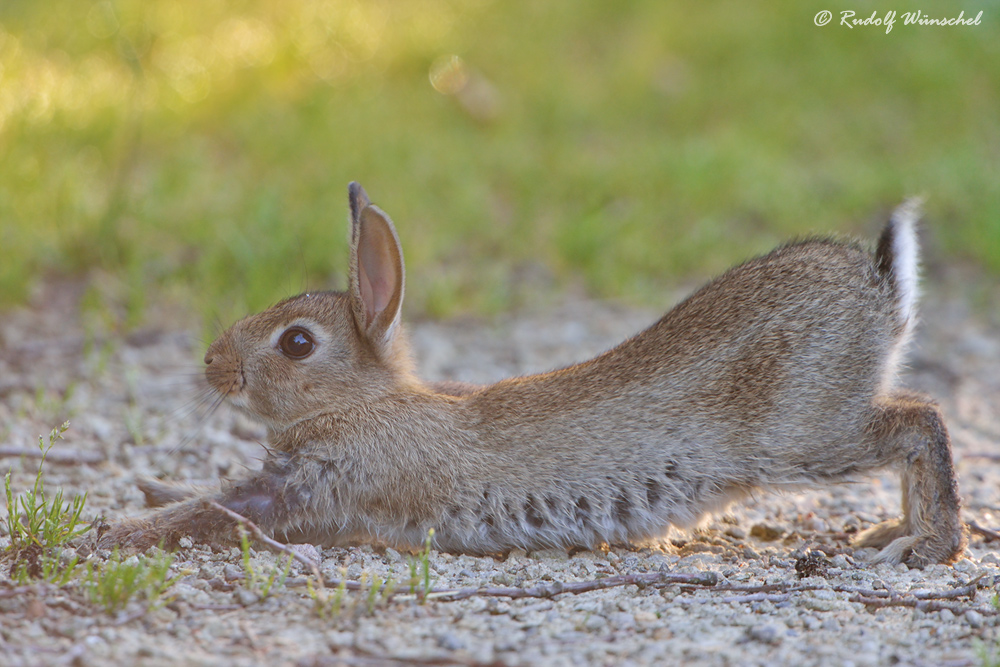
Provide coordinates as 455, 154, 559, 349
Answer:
831, 554, 853, 569
953, 558, 979, 574
235, 589, 260, 606
747, 623, 783, 645
608, 612, 636, 631
981, 553, 1000, 566
965, 610, 984, 628
289, 543, 321, 567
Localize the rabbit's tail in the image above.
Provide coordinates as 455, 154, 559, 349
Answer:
875, 199, 922, 336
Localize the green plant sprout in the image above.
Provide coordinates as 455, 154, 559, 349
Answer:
238, 525, 293, 600
307, 567, 396, 620
308, 569, 348, 620
407, 528, 436, 603
4, 422, 91, 582
84, 549, 178, 614
366, 572, 396, 615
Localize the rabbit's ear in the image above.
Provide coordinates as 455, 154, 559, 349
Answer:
349, 203, 405, 354
348, 181, 371, 240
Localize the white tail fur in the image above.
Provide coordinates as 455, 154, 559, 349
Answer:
887, 198, 922, 333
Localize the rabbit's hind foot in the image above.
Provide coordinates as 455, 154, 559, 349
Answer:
853, 392, 967, 567
854, 520, 964, 568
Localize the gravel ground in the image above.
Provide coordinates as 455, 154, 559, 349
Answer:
1, 265, 999, 667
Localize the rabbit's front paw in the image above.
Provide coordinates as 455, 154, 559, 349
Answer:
98, 518, 175, 552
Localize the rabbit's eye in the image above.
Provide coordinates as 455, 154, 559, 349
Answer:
278, 327, 315, 359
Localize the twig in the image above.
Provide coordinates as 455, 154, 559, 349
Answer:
969, 520, 1000, 542
0, 584, 48, 600
912, 577, 983, 600
419, 571, 720, 602
205, 501, 322, 581
189, 603, 242, 612
963, 451, 1000, 461
279, 570, 720, 602
0, 446, 105, 465
683, 592, 791, 605
849, 595, 985, 614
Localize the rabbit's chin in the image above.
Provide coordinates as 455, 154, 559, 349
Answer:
222, 394, 275, 429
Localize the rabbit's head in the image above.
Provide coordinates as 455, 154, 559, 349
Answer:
203, 182, 415, 431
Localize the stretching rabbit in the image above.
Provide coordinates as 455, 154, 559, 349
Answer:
104, 184, 965, 567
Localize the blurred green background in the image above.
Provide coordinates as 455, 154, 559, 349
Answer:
1, 0, 997, 327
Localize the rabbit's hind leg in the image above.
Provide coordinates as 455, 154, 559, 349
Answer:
137, 476, 216, 507
852, 391, 966, 567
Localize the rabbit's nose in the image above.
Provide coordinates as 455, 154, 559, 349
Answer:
204, 351, 215, 365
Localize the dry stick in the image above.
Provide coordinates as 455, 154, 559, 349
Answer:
968, 520, 1000, 542
849, 595, 986, 614
0, 446, 105, 465
687, 578, 984, 600
964, 453, 1000, 462
684, 592, 792, 605
205, 500, 322, 582
0, 584, 49, 600
424, 571, 720, 602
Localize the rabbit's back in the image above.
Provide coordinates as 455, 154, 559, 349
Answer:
476, 238, 899, 449
446, 239, 904, 549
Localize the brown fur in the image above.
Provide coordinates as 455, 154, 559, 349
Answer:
102, 186, 965, 566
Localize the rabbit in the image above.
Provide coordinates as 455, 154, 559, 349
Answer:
101, 184, 965, 567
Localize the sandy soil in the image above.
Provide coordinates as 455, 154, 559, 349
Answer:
1, 265, 999, 667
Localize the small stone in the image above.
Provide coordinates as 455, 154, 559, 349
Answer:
235, 588, 260, 606
802, 515, 827, 532
633, 611, 658, 625
289, 543, 321, 567
966, 610, 984, 628
223, 564, 244, 582
803, 598, 837, 612
938, 609, 955, 622
750, 524, 783, 542
608, 611, 636, 631
747, 623, 783, 644
725, 526, 747, 540
438, 632, 465, 650
831, 554, 852, 569
178, 536, 193, 549
583, 614, 606, 632
980, 553, 1000, 566
953, 558, 979, 573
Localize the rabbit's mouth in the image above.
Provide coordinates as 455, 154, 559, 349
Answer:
205, 358, 246, 401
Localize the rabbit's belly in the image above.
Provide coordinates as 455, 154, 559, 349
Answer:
419, 475, 753, 553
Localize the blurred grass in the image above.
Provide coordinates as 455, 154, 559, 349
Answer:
0, 0, 997, 326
